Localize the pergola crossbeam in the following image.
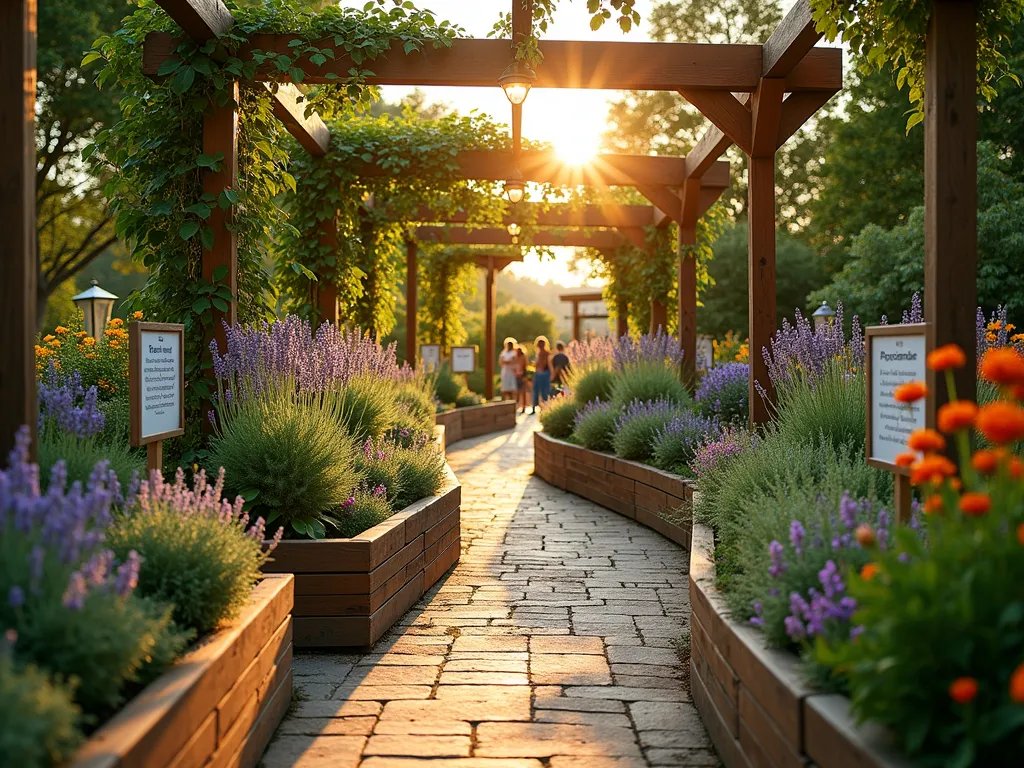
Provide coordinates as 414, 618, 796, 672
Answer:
763, 0, 820, 78
267, 83, 330, 156
143, 34, 842, 93
401, 203, 660, 228
415, 226, 631, 250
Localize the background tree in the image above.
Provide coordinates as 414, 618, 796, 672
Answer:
698, 222, 826, 337
808, 143, 1024, 323
37, 0, 129, 328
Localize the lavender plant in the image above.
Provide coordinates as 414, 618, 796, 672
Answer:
651, 412, 721, 475
613, 329, 686, 371
37, 367, 105, 439
334, 486, 395, 539
0, 428, 186, 720
695, 363, 749, 425
761, 302, 863, 392
612, 398, 687, 462
691, 426, 759, 482
565, 335, 616, 369
108, 468, 281, 635
573, 399, 617, 452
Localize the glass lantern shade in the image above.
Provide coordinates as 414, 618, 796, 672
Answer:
72, 280, 119, 338
812, 300, 836, 331
498, 60, 536, 105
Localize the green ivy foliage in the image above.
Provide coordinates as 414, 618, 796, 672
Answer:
84, 0, 459, 424
417, 249, 478, 348
811, 0, 1024, 129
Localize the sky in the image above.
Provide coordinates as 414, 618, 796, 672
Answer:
339, 0, 662, 288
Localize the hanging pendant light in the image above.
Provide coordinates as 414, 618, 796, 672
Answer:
504, 169, 525, 205
498, 60, 536, 106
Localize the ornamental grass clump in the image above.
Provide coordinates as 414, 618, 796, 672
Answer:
573, 399, 617, 452
773, 359, 867, 451
612, 398, 687, 462
538, 395, 579, 439
208, 386, 360, 539
108, 468, 280, 636
338, 375, 402, 441
817, 344, 1024, 765
695, 362, 749, 425
651, 412, 721, 475
610, 364, 690, 409
391, 435, 447, 511
565, 362, 616, 407
0, 428, 187, 727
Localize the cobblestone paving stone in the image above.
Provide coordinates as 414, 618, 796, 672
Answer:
262, 417, 715, 768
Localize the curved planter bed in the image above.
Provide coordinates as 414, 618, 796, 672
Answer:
689, 523, 914, 768
533, 431, 693, 548
435, 400, 517, 446
69, 574, 294, 768
261, 463, 461, 649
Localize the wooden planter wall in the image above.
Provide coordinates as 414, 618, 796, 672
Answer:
435, 400, 517, 446
262, 465, 461, 648
689, 524, 914, 768
533, 431, 693, 548
69, 574, 294, 768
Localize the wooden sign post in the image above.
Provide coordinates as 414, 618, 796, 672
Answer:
865, 323, 928, 523
130, 322, 185, 475
450, 345, 478, 374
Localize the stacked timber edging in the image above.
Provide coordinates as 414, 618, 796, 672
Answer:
533, 431, 693, 548
689, 523, 914, 768
434, 400, 517, 445
69, 574, 294, 768
262, 464, 461, 648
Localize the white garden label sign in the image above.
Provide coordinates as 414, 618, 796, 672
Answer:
865, 324, 927, 469
451, 345, 477, 373
130, 322, 185, 445
420, 344, 441, 370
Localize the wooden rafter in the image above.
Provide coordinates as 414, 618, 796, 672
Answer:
472, 254, 522, 270
415, 226, 630, 250
143, 34, 842, 93
401, 203, 659, 228
763, 0, 820, 78
267, 83, 329, 156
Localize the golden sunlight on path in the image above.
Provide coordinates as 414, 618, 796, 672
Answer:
262, 417, 714, 768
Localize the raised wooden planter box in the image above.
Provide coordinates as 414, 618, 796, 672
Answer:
69, 574, 294, 768
435, 400, 517, 445
261, 465, 461, 648
533, 431, 693, 548
688, 523, 914, 768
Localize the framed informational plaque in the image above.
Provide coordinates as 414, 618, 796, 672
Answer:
420, 344, 441, 370
451, 345, 478, 373
130, 322, 185, 472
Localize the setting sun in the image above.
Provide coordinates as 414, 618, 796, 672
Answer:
552, 126, 603, 166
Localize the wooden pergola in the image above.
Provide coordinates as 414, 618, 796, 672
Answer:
6, 0, 979, 451
560, 291, 613, 343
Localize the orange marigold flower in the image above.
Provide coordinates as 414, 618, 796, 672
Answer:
894, 451, 917, 467
959, 493, 991, 516
976, 402, 1024, 444
49, 340, 60, 348
924, 495, 944, 514
860, 562, 879, 580
980, 348, 1024, 386
1018, 523, 1024, 546
928, 344, 967, 371
855, 525, 876, 547
910, 455, 957, 486
907, 428, 946, 453
938, 401, 978, 433
948, 677, 978, 704
988, 320, 1003, 332
894, 381, 927, 404
949, 478, 962, 491
109, 318, 124, 328
1011, 663, 1024, 704
42, 334, 54, 342
972, 449, 1000, 474
132, 311, 143, 320
54, 326, 68, 334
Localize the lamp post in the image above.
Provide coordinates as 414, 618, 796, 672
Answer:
812, 300, 836, 331
72, 280, 118, 338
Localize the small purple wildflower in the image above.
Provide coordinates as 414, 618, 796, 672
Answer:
789, 520, 806, 556
573, 398, 613, 429
769, 540, 787, 578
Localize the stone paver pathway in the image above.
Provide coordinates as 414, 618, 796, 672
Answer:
262, 417, 714, 768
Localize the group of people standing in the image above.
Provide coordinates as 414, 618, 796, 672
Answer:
498, 336, 570, 415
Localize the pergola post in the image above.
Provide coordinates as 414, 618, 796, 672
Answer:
571, 300, 582, 342
747, 78, 785, 426
677, 226, 697, 387
315, 212, 338, 326
202, 81, 239, 358
924, 0, 977, 420
406, 239, 417, 366
616, 298, 628, 339
0, 0, 38, 459
485, 256, 497, 400
650, 300, 668, 334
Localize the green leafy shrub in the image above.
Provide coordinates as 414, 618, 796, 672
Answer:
354, 437, 405, 507
433, 363, 463, 405
394, 381, 436, 434
392, 438, 447, 510
108, 468, 277, 636
455, 391, 483, 408
573, 400, 618, 452
538, 396, 579, 439
38, 432, 142, 491
612, 399, 685, 462
338, 375, 401, 441
209, 389, 360, 539
567, 363, 616, 407
0, 650, 82, 768
334, 489, 394, 538
610, 365, 690, 409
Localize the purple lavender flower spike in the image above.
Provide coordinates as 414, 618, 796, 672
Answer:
789, 520, 806, 556
768, 540, 787, 578
8, 586, 25, 608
